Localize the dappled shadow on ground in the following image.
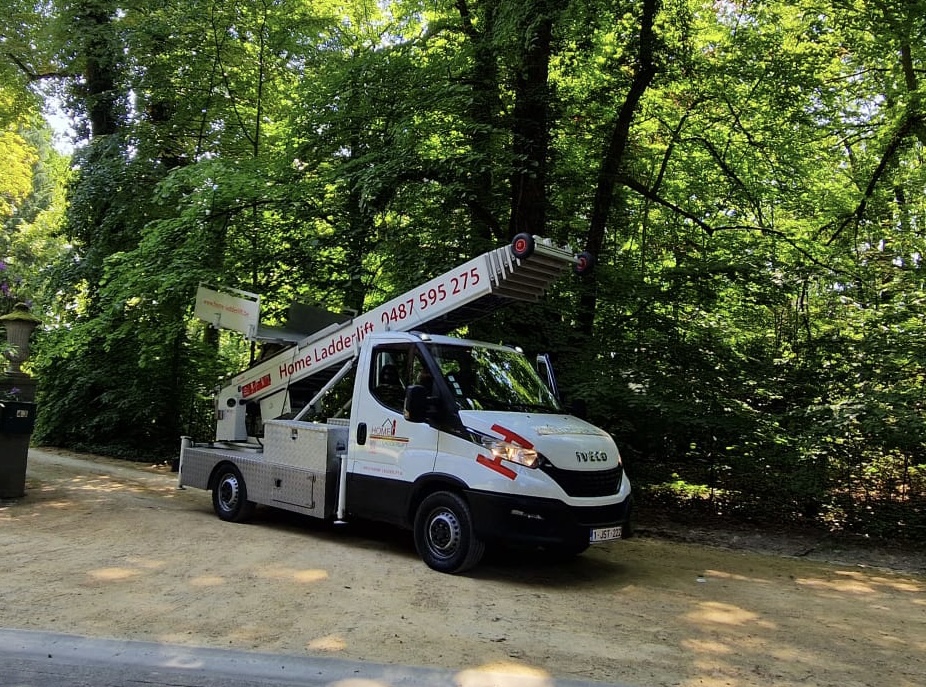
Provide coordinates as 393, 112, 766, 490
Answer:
635, 502, 926, 576
3, 449, 925, 687
235, 504, 634, 587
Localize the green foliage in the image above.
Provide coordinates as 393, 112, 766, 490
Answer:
6, 0, 926, 539
0, 121, 69, 317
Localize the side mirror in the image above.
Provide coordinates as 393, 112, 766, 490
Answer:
404, 385, 429, 423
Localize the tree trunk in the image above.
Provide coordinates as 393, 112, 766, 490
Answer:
508, 6, 552, 240
456, 0, 504, 251
577, 0, 660, 336
80, 2, 121, 138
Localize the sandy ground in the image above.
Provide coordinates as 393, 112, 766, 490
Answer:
1, 447, 925, 687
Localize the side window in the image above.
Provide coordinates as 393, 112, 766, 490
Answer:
370, 347, 410, 411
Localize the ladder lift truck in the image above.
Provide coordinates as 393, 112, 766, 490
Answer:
179, 234, 632, 573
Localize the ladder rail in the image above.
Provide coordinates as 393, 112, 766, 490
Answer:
214, 236, 583, 440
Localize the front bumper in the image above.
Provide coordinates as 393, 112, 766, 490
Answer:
466, 490, 633, 547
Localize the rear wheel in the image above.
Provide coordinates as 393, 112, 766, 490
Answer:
211, 464, 255, 523
414, 491, 485, 574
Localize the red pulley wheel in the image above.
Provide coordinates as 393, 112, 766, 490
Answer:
511, 232, 535, 259
575, 251, 595, 275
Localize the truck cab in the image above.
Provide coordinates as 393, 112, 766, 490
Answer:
345, 332, 630, 572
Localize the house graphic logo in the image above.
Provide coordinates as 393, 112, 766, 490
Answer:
370, 418, 409, 443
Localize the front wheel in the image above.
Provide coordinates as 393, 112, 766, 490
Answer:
413, 491, 485, 574
211, 464, 255, 523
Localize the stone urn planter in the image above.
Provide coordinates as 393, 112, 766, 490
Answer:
1, 303, 41, 373
0, 303, 40, 498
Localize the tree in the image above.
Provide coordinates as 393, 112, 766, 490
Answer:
4, 0, 922, 538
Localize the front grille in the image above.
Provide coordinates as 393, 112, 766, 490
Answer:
540, 463, 623, 498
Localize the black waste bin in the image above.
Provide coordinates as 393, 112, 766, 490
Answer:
0, 401, 36, 498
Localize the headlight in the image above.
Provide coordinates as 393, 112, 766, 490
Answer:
492, 442, 539, 468
473, 431, 539, 468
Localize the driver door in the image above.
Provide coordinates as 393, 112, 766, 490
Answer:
346, 344, 439, 523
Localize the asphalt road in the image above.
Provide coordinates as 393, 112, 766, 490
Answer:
0, 628, 631, 687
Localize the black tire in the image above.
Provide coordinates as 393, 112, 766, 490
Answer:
574, 250, 595, 275
211, 464, 255, 523
413, 491, 485, 574
510, 232, 535, 259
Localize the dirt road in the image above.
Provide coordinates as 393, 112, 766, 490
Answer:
1, 448, 924, 687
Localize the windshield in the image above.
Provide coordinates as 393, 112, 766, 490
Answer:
427, 343, 560, 412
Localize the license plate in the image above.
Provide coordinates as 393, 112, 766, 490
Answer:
590, 526, 622, 543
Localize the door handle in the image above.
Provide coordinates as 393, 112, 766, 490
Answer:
357, 422, 367, 445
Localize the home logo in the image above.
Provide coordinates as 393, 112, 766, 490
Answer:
372, 419, 397, 437
370, 418, 409, 443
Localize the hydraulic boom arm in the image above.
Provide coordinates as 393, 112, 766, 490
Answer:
214, 234, 590, 441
